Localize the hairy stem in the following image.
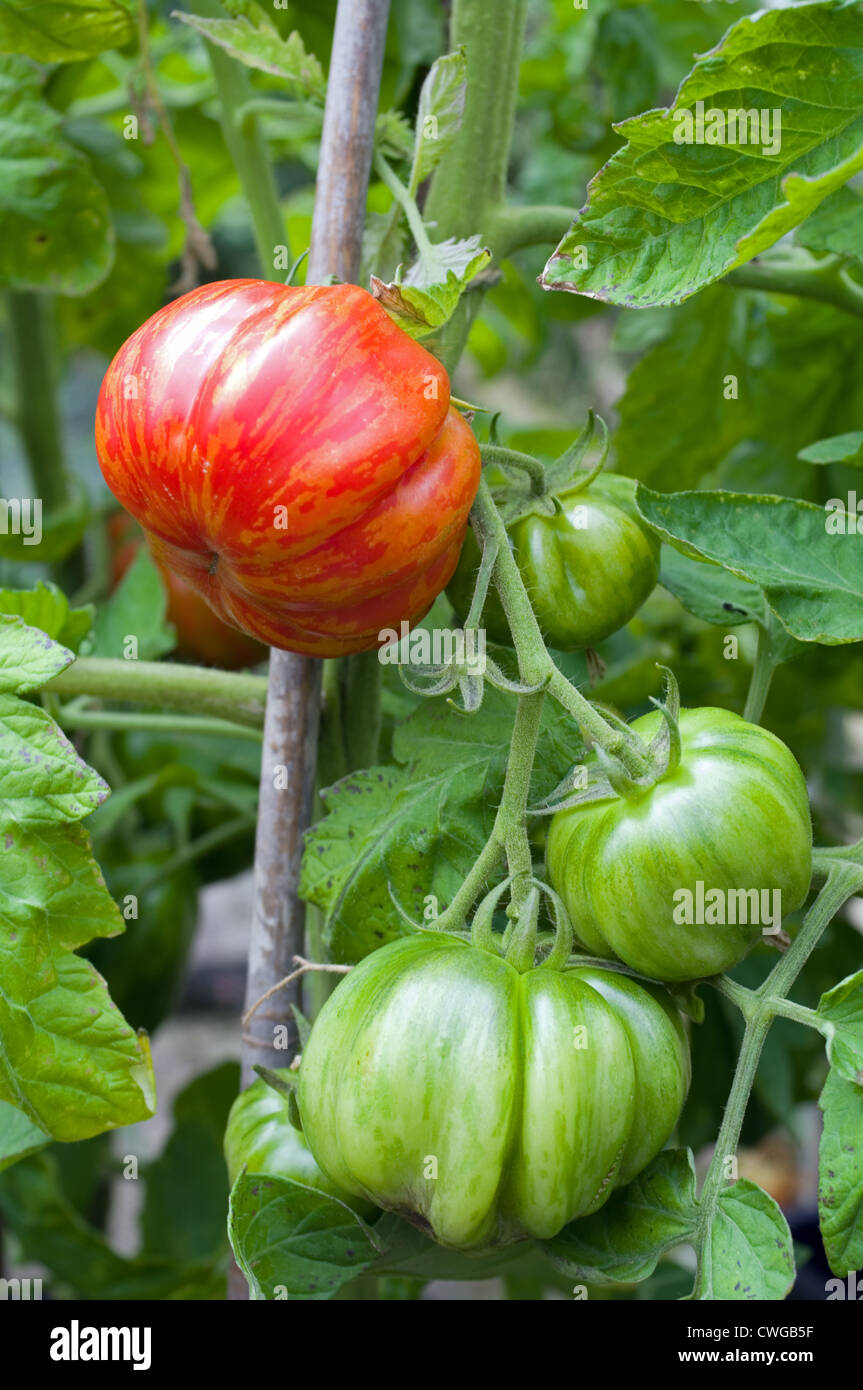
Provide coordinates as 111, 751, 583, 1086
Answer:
471, 476, 650, 776
46, 657, 267, 727
57, 706, 263, 742
743, 624, 776, 724
726, 257, 863, 323
692, 859, 863, 1296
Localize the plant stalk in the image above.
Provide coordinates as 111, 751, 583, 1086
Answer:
242, 0, 392, 1107
47, 657, 267, 727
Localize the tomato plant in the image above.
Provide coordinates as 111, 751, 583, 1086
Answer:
96, 280, 481, 657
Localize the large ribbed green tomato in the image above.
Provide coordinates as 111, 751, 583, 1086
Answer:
447, 472, 660, 649
547, 707, 813, 982
224, 1073, 375, 1218
297, 935, 690, 1250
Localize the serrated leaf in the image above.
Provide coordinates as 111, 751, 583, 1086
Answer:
698, 1181, 795, 1300
542, 2, 863, 307
542, 1149, 698, 1285
371, 237, 491, 336
1, 820, 125, 953
660, 547, 766, 629
0, 56, 113, 294
615, 288, 863, 492
175, 13, 325, 99
818, 1066, 863, 1276
0, 0, 134, 61
798, 430, 863, 465
0, 693, 108, 822
0, 582, 93, 652
637, 487, 863, 645
796, 185, 863, 262
0, 692, 155, 1142
301, 687, 583, 962
301, 764, 488, 962
86, 545, 175, 661
411, 47, 467, 188
228, 1172, 377, 1300
0, 616, 74, 695
818, 971, 863, 1082
0, 1100, 49, 1173
0, 1151, 215, 1298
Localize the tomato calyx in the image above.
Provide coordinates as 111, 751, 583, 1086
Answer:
479, 411, 610, 527
470, 876, 573, 973
531, 667, 685, 819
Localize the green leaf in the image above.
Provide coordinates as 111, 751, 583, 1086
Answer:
0, 1100, 49, 1172
798, 430, 863, 465
175, 13, 325, 99
541, 2, 863, 306
369, 1211, 536, 1281
699, 1180, 795, 1300
0, 616, 74, 695
660, 547, 766, 629
615, 289, 863, 492
0, 1152, 218, 1298
637, 487, 863, 645
85, 545, 175, 662
0, 582, 93, 651
301, 687, 583, 961
0, 693, 108, 821
301, 764, 487, 962
0, 56, 113, 293
0, 686, 155, 1142
542, 1149, 698, 1285
818, 1066, 863, 1276
818, 971, 863, 1083
796, 185, 863, 262
228, 1172, 377, 1300
141, 1061, 239, 1263
371, 235, 491, 337
0, 917, 156, 1141
1, 820, 125, 954
0, 0, 134, 61
411, 47, 467, 188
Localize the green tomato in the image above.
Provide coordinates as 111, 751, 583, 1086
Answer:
224, 1073, 375, 1217
447, 472, 660, 650
297, 935, 689, 1250
546, 706, 813, 982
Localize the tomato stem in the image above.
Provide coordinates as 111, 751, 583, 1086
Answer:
691, 859, 863, 1296
470, 474, 652, 778
45, 656, 267, 728
55, 705, 264, 742
481, 444, 548, 496
742, 623, 777, 724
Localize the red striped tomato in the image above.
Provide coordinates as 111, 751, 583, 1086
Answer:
95, 280, 481, 657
